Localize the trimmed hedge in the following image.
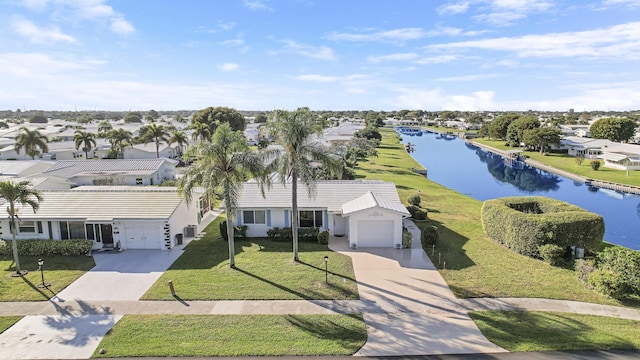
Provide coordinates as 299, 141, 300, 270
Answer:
0, 239, 93, 256
421, 225, 439, 247
481, 196, 604, 258
266, 227, 320, 242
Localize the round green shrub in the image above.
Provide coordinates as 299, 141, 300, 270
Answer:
421, 225, 439, 247
481, 196, 604, 258
413, 209, 427, 220
407, 193, 421, 206
406, 205, 420, 218
590, 160, 601, 170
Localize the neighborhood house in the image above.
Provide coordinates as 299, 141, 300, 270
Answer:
236, 180, 410, 248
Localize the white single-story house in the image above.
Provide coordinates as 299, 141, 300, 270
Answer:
561, 136, 613, 158
236, 180, 410, 248
41, 158, 177, 186
0, 186, 211, 250
123, 143, 178, 160
562, 136, 640, 170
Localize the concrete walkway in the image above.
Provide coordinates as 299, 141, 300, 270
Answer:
1, 217, 640, 358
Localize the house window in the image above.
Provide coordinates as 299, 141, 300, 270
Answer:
299, 210, 323, 228
199, 195, 211, 217
136, 178, 143, 185
60, 221, 86, 240
243, 210, 266, 224
18, 221, 36, 233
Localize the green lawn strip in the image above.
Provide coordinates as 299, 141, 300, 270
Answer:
143, 216, 358, 300
357, 129, 626, 306
469, 311, 640, 351
94, 314, 367, 357
473, 138, 640, 187
0, 255, 95, 301
0, 316, 21, 333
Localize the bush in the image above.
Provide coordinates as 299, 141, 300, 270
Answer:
407, 193, 421, 206
575, 155, 584, 166
538, 244, 566, 266
413, 209, 427, 220
421, 225, 439, 247
575, 258, 596, 285
266, 227, 319, 242
402, 227, 412, 248
317, 230, 329, 245
590, 160, 601, 170
406, 205, 420, 218
481, 196, 604, 258
588, 247, 640, 299
0, 239, 92, 256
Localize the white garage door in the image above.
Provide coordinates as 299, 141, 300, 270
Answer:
124, 222, 163, 249
357, 220, 394, 247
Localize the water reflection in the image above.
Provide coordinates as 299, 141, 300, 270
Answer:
475, 149, 561, 192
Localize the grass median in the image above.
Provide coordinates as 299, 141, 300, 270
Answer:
0, 316, 21, 334
94, 314, 366, 357
470, 311, 640, 351
0, 255, 95, 301
143, 216, 358, 300
357, 128, 627, 307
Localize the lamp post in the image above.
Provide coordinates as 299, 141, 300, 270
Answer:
324, 255, 328, 284
37, 258, 51, 289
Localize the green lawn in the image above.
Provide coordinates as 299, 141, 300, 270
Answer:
0, 255, 95, 301
0, 316, 21, 333
473, 138, 640, 187
470, 311, 640, 351
356, 129, 630, 307
143, 217, 358, 300
94, 314, 367, 357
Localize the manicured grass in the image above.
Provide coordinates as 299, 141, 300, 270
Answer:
0, 255, 95, 301
473, 138, 640, 187
143, 217, 358, 300
0, 316, 21, 333
470, 311, 640, 351
356, 129, 630, 307
94, 314, 367, 357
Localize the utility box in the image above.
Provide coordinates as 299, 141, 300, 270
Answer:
184, 225, 196, 238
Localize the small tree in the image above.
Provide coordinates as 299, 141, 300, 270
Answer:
407, 193, 421, 206
591, 160, 601, 171
575, 155, 584, 166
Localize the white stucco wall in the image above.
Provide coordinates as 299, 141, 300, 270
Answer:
345, 208, 403, 248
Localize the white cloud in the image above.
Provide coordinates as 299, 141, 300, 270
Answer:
438, 1, 472, 15
219, 63, 240, 72
394, 87, 497, 111
11, 16, 75, 44
604, 0, 640, 7
280, 40, 337, 61
435, 73, 502, 81
110, 17, 135, 35
415, 55, 460, 64
328, 27, 429, 43
244, 0, 273, 12
438, 0, 554, 26
367, 53, 419, 63
429, 22, 640, 60
21, 0, 50, 11
295, 74, 339, 83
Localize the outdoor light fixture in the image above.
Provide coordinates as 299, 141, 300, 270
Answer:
37, 258, 51, 289
324, 255, 329, 284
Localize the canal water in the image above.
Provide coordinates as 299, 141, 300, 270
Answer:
400, 130, 640, 250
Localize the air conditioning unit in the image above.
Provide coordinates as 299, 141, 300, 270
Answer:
184, 225, 196, 238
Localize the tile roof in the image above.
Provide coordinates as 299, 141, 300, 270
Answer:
43, 159, 170, 178
342, 191, 410, 216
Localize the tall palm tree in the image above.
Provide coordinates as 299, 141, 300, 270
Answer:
73, 129, 97, 159
14, 127, 49, 159
179, 123, 268, 268
191, 122, 211, 142
0, 180, 43, 276
267, 107, 338, 261
105, 128, 132, 159
141, 123, 169, 158
97, 120, 113, 137
169, 130, 188, 157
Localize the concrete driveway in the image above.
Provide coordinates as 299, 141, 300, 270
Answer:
331, 234, 506, 356
0, 248, 184, 360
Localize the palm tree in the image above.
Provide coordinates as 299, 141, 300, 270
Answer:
267, 107, 338, 261
105, 128, 132, 159
191, 122, 211, 142
73, 129, 97, 159
14, 127, 49, 159
178, 123, 267, 268
141, 123, 169, 158
169, 130, 188, 157
0, 180, 43, 276
97, 120, 113, 137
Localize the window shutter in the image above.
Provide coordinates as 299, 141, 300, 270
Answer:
284, 210, 290, 227
266, 210, 271, 226
237, 211, 243, 226
323, 211, 328, 230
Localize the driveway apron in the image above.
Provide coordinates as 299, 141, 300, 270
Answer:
331, 233, 506, 356
0, 248, 184, 360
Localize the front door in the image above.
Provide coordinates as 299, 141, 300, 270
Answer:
86, 223, 114, 247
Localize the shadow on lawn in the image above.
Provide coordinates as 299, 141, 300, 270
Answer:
416, 219, 475, 271
20, 275, 55, 301
284, 314, 366, 348
234, 267, 315, 300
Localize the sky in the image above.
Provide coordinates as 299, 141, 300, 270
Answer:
1, 0, 640, 112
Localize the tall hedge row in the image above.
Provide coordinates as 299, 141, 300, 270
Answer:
481, 196, 604, 257
0, 239, 93, 256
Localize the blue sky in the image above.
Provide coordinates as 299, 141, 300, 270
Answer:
1, 0, 640, 112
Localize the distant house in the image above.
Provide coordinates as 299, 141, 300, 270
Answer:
236, 180, 410, 248
123, 143, 178, 160
41, 158, 177, 186
0, 186, 211, 250
561, 136, 612, 159
562, 136, 640, 170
